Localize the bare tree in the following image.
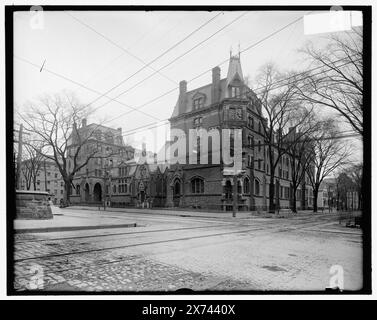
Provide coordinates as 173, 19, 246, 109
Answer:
254, 64, 317, 213
348, 163, 363, 210
285, 110, 321, 213
296, 29, 363, 136
306, 120, 352, 212
18, 92, 120, 205
20, 142, 44, 190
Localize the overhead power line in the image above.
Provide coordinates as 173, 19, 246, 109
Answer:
79, 13, 172, 86
14, 55, 162, 122
82, 11, 224, 109
107, 56, 358, 139
16, 12, 306, 132
65, 11, 177, 85
96, 12, 307, 123
89, 11, 249, 114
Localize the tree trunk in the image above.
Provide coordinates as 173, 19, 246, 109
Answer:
301, 182, 306, 210
269, 178, 275, 213
291, 186, 297, 213
313, 186, 319, 213
63, 179, 71, 206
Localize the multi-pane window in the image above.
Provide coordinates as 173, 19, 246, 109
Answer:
118, 167, 127, 177
243, 177, 250, 194
225, 180, 232, 199
248, 155, 252, 167
118, 179, 128, 193
230, 86, 240, 98
193, 97, 204, 110
248, 135, 254, 148
284, 187, 290, 199
193, 117, 202, 127
191, 178, 204, 194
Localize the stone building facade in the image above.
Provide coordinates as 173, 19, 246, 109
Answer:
71, 54, 313, 211
68, 119, 134, 205
163, 53, 312, 211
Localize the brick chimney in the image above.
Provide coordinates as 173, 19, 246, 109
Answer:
178, 80, 187, 115
211, 66, 221, 104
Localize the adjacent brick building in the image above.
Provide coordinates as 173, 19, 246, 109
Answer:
68, 119, 134, 205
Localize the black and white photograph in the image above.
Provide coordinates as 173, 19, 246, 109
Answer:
5, 4, 371, 297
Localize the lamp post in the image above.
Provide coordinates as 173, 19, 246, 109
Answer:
232, 174, 238, 218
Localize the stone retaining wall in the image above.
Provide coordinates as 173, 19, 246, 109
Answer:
15, 190, 53, 220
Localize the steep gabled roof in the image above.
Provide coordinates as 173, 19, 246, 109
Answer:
226, 55, 244, 87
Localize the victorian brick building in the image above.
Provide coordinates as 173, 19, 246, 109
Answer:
73, 53, 312, 211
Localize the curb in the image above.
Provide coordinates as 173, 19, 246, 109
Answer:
15, 223, 138, 234
67, 206, 253, 219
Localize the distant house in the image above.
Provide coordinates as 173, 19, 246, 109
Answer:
19, 156, 64, 205
318, 178, 337, 210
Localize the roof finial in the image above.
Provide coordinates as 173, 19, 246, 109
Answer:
238, 42, 241, 58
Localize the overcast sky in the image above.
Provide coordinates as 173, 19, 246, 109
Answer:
13, 10, 362, 162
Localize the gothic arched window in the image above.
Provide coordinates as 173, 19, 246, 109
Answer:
254, 179, 260, 196
191, 177, 204, 194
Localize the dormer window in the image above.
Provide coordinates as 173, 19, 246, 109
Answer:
192, 92, 206, 110
193, 97, 204, 110
230, 86, 241, 98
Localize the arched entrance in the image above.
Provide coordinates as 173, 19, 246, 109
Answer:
93, 183, 102, 202
173, 179, 181, 207
84, 183, 90, 202
139, 181, 146, 203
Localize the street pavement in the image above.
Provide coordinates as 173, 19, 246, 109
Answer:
13, 207, 363, 292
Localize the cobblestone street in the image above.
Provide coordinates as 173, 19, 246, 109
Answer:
13, 208, 363, 292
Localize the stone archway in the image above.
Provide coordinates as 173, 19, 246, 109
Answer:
173, 178, 181, 207
93, 183, 102, 202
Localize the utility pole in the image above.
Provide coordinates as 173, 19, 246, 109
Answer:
232, 174, 238, 218
16, 124, 23, 189
44, 159, 47, 192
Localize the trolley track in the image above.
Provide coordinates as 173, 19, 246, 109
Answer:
14, 215, 349, 263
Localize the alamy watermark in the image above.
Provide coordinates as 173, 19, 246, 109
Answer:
132, 127, 243, 173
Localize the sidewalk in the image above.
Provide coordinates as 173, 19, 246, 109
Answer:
68, 205, 256, 219
67, 205, 321, 220
14, 206, 137, 233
